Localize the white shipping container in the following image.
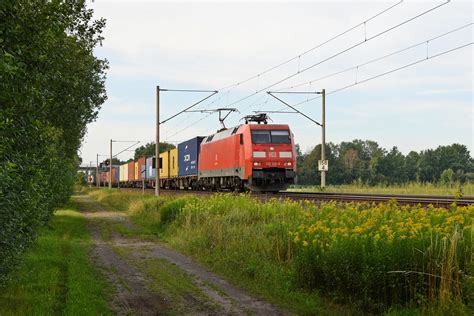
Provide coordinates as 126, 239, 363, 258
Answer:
120, 164, 129, 182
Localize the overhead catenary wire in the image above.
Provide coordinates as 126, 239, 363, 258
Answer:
165, 39, 471, 145
159, 89, 217, 142
161, 89, 228, 135
110, 141, 140, 159
163, 0, 451, 141
216, 0, 404, 92
274, 22, 473, 92
268, 42, 473, 113
162, 1, 411, 139
160, 89, 218, 124
162, 94, 268, 142
177, 0, 405, 119
222, 0, 450, 111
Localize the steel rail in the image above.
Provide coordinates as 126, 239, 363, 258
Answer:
101, 187, 473, 208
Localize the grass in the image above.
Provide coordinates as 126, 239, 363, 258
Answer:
0, 199, 112, 315
88, 188, 473, 315
289, 182, 474, 196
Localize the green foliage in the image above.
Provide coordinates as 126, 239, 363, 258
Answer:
75, 171, 87, 186
0, 0, 107, 284
134, 142, 176, 160
159, 198, 189, 225
0, 202, 112, 314
292, 203, 473, 312
296, 141, 474, 186
90, 190, 473, 314
440, 168, 455, 187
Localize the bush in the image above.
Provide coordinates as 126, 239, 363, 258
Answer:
0, 1, 107, 285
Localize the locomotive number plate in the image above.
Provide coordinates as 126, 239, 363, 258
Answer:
269, 152, 277, 158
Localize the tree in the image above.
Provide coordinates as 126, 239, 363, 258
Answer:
0, 0, 107, 284
297, 142, 344, 185
418, 144, 473, 183
134, 142, 176, 160
404, 151, 420, 182
377, 147, 406, 184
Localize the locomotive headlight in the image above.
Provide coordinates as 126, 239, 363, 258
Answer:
284, 162, 292, 167
253, 162, 261, 166
253, 151, 266, 158
279, 151, 292, 158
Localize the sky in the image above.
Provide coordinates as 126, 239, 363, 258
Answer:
80, 0, 473, 166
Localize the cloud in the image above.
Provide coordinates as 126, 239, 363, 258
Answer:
79, 1, 473, 163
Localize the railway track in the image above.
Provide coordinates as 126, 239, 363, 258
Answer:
270, 191, 474, 208
105, 187, 474, 208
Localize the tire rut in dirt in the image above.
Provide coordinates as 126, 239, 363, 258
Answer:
76, 194, 285, 315
88, 222, 172, 315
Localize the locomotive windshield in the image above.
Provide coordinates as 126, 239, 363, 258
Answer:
251, 130, 291, 144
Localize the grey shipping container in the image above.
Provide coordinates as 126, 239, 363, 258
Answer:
178, 137, 205, 177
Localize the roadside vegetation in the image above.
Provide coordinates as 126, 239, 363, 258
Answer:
89, 189, 473, 314
0, 1, 107, 284
0, 200, 112, 315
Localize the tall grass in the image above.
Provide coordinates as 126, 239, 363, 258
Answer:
88, 188, 157, 211
90, 189, 473, 314
289, 182, 474, 196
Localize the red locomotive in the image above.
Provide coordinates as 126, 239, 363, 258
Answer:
198, 122, 296, 192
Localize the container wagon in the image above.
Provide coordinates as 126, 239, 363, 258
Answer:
119, 163, 128, 184
127, 161, 135, 186
145, 156, 156, 187
134, 157, 146, 187
177, 136, 204, 189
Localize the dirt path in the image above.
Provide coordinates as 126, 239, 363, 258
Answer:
74, 194, 284, 316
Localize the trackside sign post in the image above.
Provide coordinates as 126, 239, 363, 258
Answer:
318, 160, 329, 172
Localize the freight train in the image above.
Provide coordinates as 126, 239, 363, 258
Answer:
99, 119, 296, 192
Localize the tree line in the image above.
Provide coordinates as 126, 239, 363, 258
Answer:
296, 140, 474, 186
0, 1, 107, 284
124, 140, 473, 188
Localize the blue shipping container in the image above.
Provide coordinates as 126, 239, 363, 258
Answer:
146, 156, 156, 179
178, 137, 205, 177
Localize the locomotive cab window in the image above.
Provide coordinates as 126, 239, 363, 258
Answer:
251, 130, 290, 144
251, 130, 271, 144
270, 130, 291, 144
